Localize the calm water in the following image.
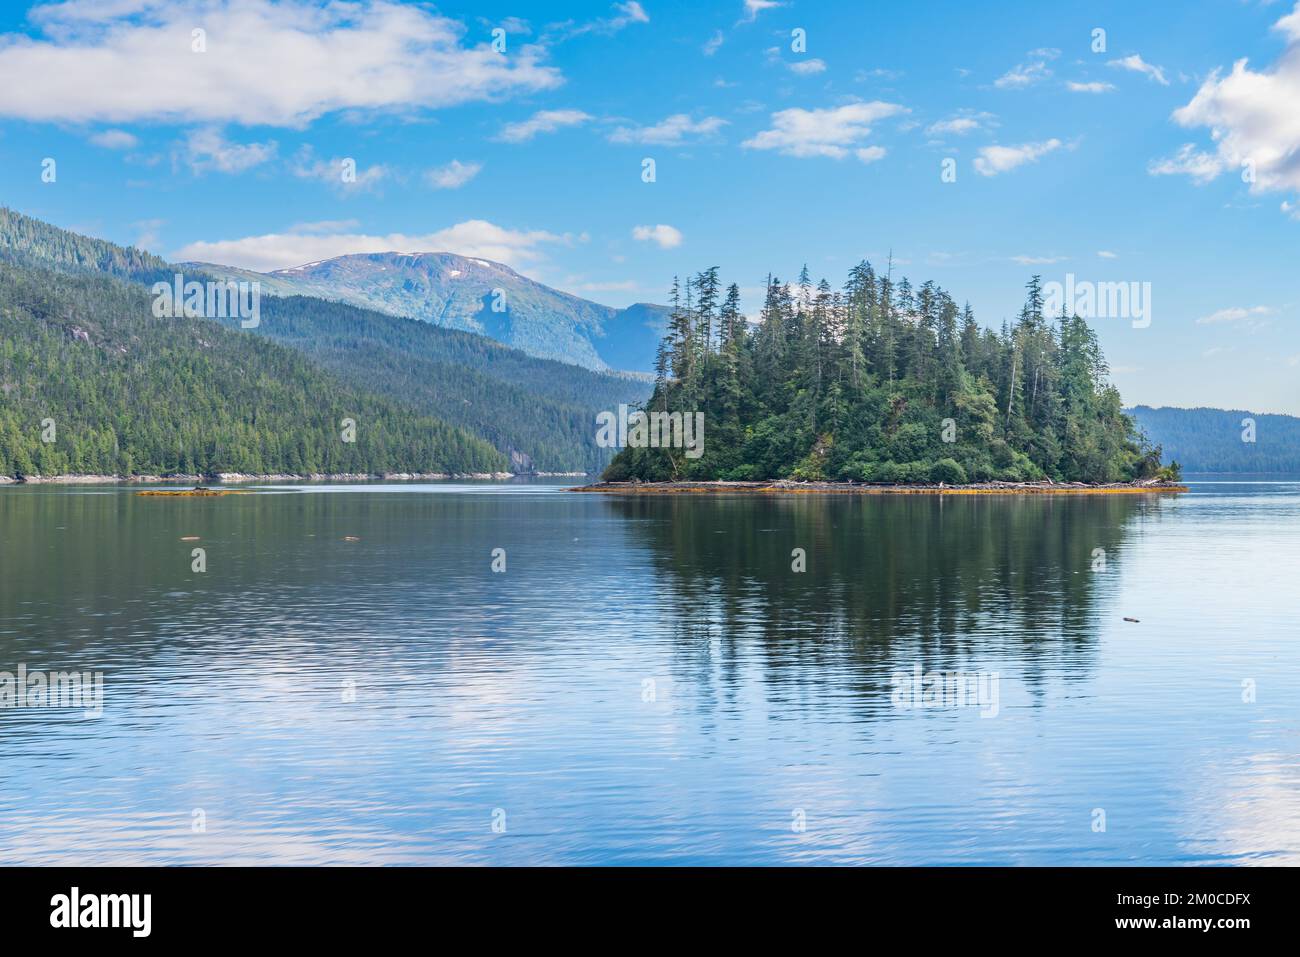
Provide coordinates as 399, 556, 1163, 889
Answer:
0, 477, 1297, 865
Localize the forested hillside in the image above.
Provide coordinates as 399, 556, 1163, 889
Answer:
605, 266, 1173, 484
0, 205, 173, 284
0, 206, 652, 473
0, 260, 505, 478
1128, 405, 1300, 473
242, 295, 650, 473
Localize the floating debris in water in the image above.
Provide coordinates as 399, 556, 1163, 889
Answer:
136, 486, 246, 497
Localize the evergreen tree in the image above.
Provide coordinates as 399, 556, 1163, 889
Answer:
603, 262, 1171, 486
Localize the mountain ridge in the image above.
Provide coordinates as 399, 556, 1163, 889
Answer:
1126, 405, 1300, 473
0, 205, 652, 474
182, 250, 670, 373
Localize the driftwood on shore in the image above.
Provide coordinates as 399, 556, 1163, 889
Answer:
571, 478, 1189, 495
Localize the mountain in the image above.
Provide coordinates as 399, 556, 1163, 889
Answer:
0, 206, 653, 473
183, 251, 670, 372
237, 295, 651, 473
0, 258, 505, 478
1127, 405, 1300, 473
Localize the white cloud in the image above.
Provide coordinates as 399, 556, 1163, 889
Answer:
1097, 250, 1118, 259
89, 128, 138, 149
290, 145, 388, 192
425, 159, 482, 189
788, 58, 827, 75
0, 0, 561, 126
133, 217, 164, 250
172, 220, 568, 272
1195, 305, 1273, 325
1003, 254, 1066, 265
742, 101, 906, 158
487, 16, 531, 36
496, 109, 592, 143
703, 30, 724, 56
552, 1, 649, 40
856, 146, 887, 163
631, 224, 683, 249
614, 1, 651, 26
925, 112, 994, 136
1155, 7, 1300, 201
180, 127, 276, 174
928, 118, 978, 135
572, 1, 649, 35
1147, 143, 1223, 184
1066, 80, 1117, 93
609, 114, 727, 145
995, 51, 1057, 89
1108, 54, 1169, 86
973, 138, 1062, 176
740, 0, 782, 23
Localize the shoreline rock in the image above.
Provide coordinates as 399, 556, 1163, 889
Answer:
571, 478, 1189, 495
4, 471, 519, 485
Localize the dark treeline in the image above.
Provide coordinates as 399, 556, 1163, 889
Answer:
605, 263, 1175, 484
0, 261, 506, 478
0, 204, 174, 285
1127, 405, 1300, 473
243, 295, 650, 474
1, 204, 650, 473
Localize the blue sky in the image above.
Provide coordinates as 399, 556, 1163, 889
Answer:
0, 0, 1298, 414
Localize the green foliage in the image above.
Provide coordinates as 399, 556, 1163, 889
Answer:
1, 204, 654, 473
605, 267, 1164, 484
1127, 405, 1300, 473
0, 260, 507, 478
236, 295, 651, 473
929, 458, 968, 485
0, 205, 174, 285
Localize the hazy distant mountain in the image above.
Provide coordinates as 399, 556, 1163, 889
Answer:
183, 251, 670, 373
1128, 405, 1300, 473
0, 206, 651, 473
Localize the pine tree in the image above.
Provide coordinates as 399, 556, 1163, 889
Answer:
604, 261, 1164, 486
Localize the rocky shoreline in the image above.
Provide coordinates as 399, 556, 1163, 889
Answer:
0, 471, 521, 485
572, 478, 1189, 495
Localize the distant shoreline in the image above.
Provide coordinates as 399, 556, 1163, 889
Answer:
0, 471, 590, 486
572, 479, 1189, 495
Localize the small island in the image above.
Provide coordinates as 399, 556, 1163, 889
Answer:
592, 268, 1183, 492
575, 479, 1187, 495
